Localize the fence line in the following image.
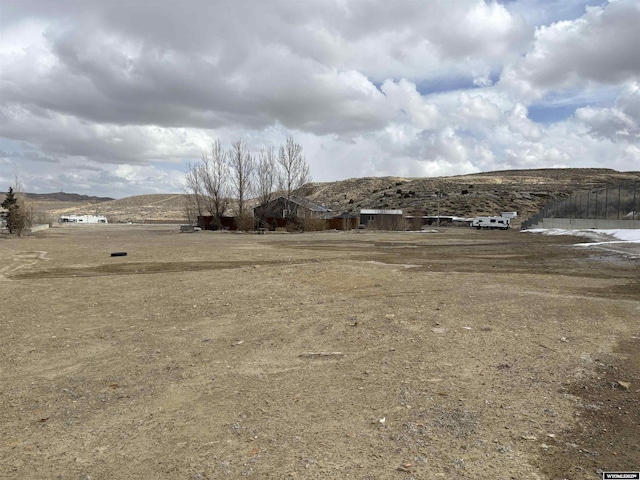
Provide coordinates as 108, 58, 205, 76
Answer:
522, 181, 639, 229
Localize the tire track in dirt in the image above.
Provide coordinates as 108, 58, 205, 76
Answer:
0, 250, 49, 280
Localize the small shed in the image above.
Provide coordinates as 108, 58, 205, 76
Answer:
359, 209, 404, 230
326, 212, 359, 230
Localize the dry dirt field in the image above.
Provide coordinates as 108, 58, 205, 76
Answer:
1, 225, 639, 480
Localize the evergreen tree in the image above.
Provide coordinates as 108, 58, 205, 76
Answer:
1, 187, 27, 235
1, 187, 16, 209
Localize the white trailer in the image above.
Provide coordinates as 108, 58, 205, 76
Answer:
471, 216, 510, 230
60, 215, 108, 224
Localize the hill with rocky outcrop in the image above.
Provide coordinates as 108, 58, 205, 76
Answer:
305, 168, 640, 224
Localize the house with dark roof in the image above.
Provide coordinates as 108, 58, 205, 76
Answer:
254, 196, 332, 230
255, 196, 332, 220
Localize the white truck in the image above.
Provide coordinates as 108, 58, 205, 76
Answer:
471, 216, 510, 230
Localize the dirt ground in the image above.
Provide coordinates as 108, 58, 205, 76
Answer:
1, 225, 638, 480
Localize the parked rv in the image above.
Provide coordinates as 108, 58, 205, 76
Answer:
471, 216, 510, 230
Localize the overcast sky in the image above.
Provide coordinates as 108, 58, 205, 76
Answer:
1, 0, 639, 197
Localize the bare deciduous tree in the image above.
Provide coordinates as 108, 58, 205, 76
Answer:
256, 146, 277, 205
278, 136, 311, 215
228, 139, 255, 222
183, 140, 231, 229
183, 161, 205, 225
201, 140, 230, 229
254, 146, 277, 227
182, 136, 312, 231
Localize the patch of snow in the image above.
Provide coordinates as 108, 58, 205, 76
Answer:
524, 228, 640, 244
591, 229, 640, 242
524, 229, 640, 260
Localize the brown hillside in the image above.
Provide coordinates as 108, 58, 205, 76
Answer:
18, 168, 640, 224
27, 192, 114, 203
0, 192, 113, 211
50, 194, 189, 223
305, 168, 640, 223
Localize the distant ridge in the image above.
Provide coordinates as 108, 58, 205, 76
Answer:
39, 193, 188, 223
25, 192, 114, 202
8, 168, 640, 224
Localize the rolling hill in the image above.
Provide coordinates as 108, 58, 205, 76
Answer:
13, 168, 640, 225
306, 168, 640, 223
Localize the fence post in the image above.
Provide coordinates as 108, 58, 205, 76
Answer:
586, 192, 590, 218
634, 182, 638, 220
578, 195, 581, 219
617, 186, 621, 220
571, 196, 575, 218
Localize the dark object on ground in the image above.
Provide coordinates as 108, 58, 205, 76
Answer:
110, 252, 127, 257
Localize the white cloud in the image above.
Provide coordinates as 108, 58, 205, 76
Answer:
458, 92, 502, 121
507, 104, 543, 140
0, 0, 638, 197
501, 0, 640, 97
576, 106, 638, 141
0, 107, 211, 165
575, 81, 640, 141
380, 79, 439, 129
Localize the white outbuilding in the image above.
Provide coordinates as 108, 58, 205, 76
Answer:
60, 215, 108, 224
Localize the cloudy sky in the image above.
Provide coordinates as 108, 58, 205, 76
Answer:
1, 0, 639, 198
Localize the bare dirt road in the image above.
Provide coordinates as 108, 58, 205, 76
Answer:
1, 225, 638, 479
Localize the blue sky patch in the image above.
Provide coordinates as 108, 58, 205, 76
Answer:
528, 86, 619, 123
527, 104, 577, 123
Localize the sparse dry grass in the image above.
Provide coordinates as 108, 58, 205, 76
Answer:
0, 225, 638, 479
32, 194, 189, 223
